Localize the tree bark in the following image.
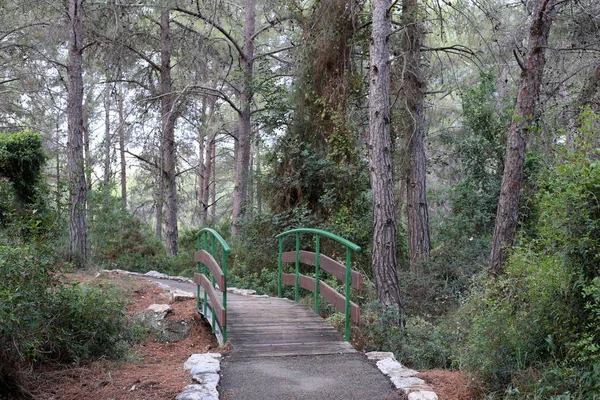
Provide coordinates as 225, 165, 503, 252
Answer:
401, 0, 431, 273
67, 0, 87, 268
231, 0, 255, 236
83, 89, 92, 192
369, 0, 403, 315
210, 133, 216, 221
256, 142, 262, 215
160, 9, 178, 256
489, 0, 565, 274
198, 97, 206, 225
103, 83, 112, 186
118, 81, 127, 209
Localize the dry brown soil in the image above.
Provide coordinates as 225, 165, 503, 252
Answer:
22, 272, 476, 400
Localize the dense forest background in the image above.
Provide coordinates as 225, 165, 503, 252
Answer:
2, 0, 600, 398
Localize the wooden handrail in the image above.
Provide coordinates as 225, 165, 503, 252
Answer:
281, 251, 363, 290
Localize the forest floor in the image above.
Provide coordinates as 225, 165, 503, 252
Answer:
24, 272, 477, 400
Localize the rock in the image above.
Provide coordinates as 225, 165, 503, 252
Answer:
366, 351, 396, 361
175, 384, 219, 400
408, 391, 439, 400
390, 376, 427, 390
147, 304, 172, 318
168, 288, 196, 302
191, 373, 220, 386
184, 353, 222, 370
184, 354, 221, 375
227, 287, 256, 296
145, 270, 170, 279
370, 353, 438, 398
137, 310, 191, 343
177, 356, 222, 400
376, 357, 405, 375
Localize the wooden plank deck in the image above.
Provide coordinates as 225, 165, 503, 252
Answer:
226, 293, 356, 358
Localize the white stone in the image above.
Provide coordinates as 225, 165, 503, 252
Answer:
176, 384, 218, 400
366, 351, 396, 361
147, 304, 172, 315
190, 363, 220, 375
145, 270, 170, 278
376, 357, 405, 375
227, 287, 256, 296
408, 391, 438, 400
192, 373, 220, 386
178, 384, 219, 399
169, 288, 196, 302
390, 376, 427, 390
184, 353, 222, 371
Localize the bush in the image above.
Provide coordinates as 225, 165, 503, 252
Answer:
454, 108, 600, 398
0, 184, 143, 397
87, 190, 166, 272
0, 244, 143, 395
356, 300, 451, 370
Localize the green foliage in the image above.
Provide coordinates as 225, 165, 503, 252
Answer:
357, 301, 451, 370
50, 281, 144, 362
454, 108, 600, 398
0, 131, 46, 204
0, 181, 143, 397
87, 190, 166, 273
0, 243, 143, 395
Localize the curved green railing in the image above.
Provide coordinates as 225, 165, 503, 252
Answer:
196, 228, 231, 343
276, 228, 362, 340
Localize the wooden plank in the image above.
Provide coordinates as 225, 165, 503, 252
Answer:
194, 273, 226, 326
281, 273, 360, 323
194, 250, 225, 289
282, 250, 363, 290
231, 341, 356, 358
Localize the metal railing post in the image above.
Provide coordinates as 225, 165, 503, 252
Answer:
295, 233, 300, 303
345, 246, 352, 341
278, 237, 283, 298
314, 234, 321, 314
222, 248, 228, 342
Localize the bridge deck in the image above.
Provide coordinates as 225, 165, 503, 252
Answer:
227, 293, 356, 358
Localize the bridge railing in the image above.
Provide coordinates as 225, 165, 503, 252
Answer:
276, 228, 362, 340
195, 228, 230, 343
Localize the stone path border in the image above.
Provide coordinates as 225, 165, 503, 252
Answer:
366, 351, 438, 400
176, 353, 222, 400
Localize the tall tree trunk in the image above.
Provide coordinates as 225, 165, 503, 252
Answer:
103, 83, 112, 186
198, 131, 206, 223
489, 0, 566, 274
198, 96, 211, 225
67, 0, 87, 268
118, 81, 127, 208
83, 91, 92, 192
202, 132, 214, 223
401, 0, 430, 273
160, 9, 178, 256
210, 133, 216, 221
369, 0, 403, 315
202, 95, 216, 223
155, 165, 163, 241
231, 0, 255, 236
256, 142, 262, 215
248, 145, 254, 216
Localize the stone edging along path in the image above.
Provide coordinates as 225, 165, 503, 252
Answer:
104, 269, 439, 400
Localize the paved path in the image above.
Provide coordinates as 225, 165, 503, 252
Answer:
146, 276, 400, 399
219, 354, 401, 400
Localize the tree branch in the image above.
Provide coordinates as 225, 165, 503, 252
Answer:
173, 6, 244, 59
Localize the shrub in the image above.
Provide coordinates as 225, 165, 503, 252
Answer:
455, 108, 600, 398
356, 300, 451, 370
